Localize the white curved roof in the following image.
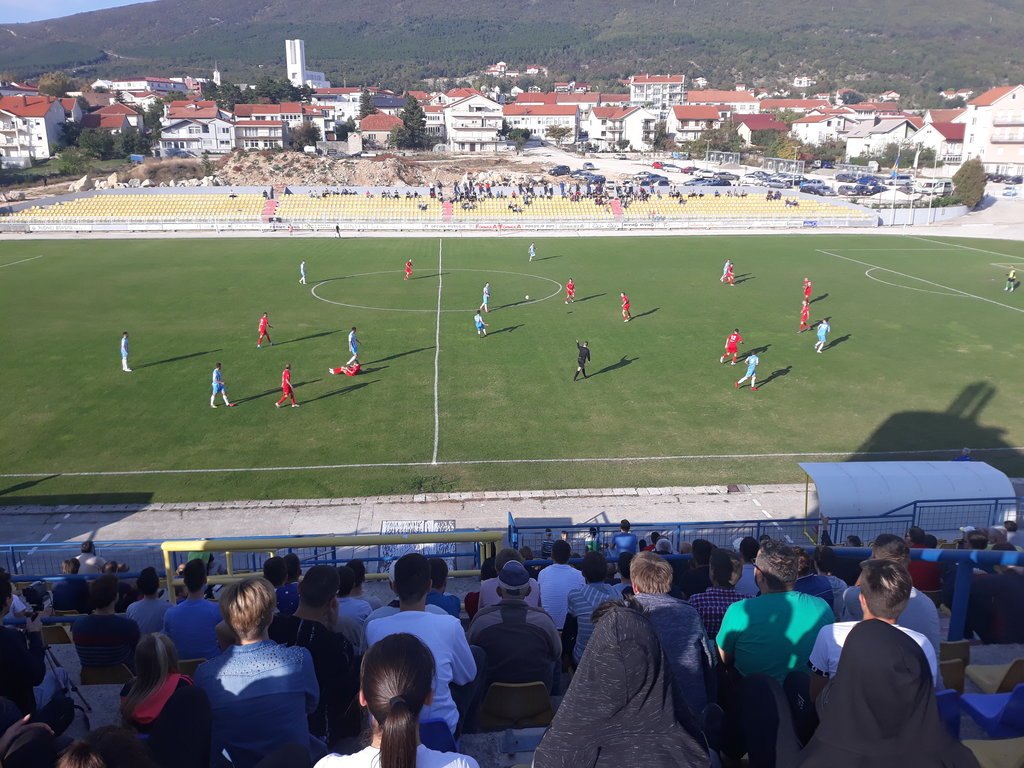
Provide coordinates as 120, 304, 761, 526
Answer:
799, 461, 1014, 518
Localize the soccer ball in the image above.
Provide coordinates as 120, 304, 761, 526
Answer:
524, 295, 530, 300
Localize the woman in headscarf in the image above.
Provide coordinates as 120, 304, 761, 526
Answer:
799, 618, 979, 768
534, 602, 710, 768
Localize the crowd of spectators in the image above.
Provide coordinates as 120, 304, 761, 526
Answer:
1, 518, 1022, 768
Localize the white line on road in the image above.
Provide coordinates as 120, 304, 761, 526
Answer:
431, 239, 443, 465
40, 533, 51, 542
751, 499, 762, 507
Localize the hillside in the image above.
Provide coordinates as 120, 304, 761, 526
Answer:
2, 0, 1023, 89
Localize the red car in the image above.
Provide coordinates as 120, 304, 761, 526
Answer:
652, 161, 663, 169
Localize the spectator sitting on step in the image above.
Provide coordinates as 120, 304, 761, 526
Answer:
905, 526, 942, 591
161, 559, 222, 662
126, 567, 171, 636
102, 561, 138, 613
73, 574, 141, 670
793, 549, 835, 611
478, 548, 541, 610
537, 540, 585, 631
467, 560, 561, 692
688, 549, 754, 639
335, 565, 373, 625
195, 577, 320, 768
565, 551, 623, 666
344, 560, 382, 611
425, 558, 461, 619
677, 538, 715, 599
75, 540, 107, 575
363, 560, 450, 640
119, 632, 194, 733
813, 547, 849, 619
51, 558, 89, 614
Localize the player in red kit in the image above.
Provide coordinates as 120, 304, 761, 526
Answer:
275, 364, 299, 407
565, 278, 575, 304
620, 292, 632, 322
723, 261, 735, 286
405, 259, 413, 280
799, 299, 810, 332
330, 359, 360, 376
803, 277, 812, 301
257, 313, 273, 348
720, 328, 743, 364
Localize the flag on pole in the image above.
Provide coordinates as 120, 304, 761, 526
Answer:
913, 149, 921, 169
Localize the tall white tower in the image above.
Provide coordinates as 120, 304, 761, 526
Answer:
285, 39, 306, 88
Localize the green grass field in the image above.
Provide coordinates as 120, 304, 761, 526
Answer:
2, 232, 1023, 505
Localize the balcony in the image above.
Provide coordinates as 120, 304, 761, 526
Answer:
990, 137, 1024, 144
993, 118, 1024, 126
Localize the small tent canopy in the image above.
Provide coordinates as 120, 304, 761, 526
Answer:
799, 461, 1014, 518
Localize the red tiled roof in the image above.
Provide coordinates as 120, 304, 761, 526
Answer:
927, 108, 966, 123
733, 113, 787, 131
931, 122, 965, 141
503, 104, 579, 116
600, 94, 630, 103
97, 103, 139, 115
234, 103, 308, 117
0, 94, 58, 117
590, 106, 639, 120
236, 120, 285, 126
688, 89, 757, 104
556, 93, 599, 104
58, 98, 78, 112
80, 113, 127, 130
672, 105, 723, 121
167, 105, 223, 119
969, 85, 1021, 106
445, 87, 482, 99
630, 74, 685, 84
760, 98, 832, 111
424, 105, 444, 113
315, 87, 365, 95
168, 100, 216, 109
359, 112, 403, 131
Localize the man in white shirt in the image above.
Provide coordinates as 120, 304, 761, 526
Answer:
537, 540, 584, 629
74, 540, 106, 575
478, 548, 541, 610
809, 558, 938, 701
364, 553, 482, 737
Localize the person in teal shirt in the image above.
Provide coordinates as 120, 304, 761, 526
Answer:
717, 539, 833, 683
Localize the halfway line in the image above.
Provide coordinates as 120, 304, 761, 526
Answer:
0, 255, 43, 269
431, 239, 443, 464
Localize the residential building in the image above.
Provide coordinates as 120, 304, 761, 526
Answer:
790, 113, 857, 145
923, 107, 966, 125
909, 122, 965, 165
95, 103, 142, 130
760, 98, 832, 115
732, 113, 788, 146
687, 89, 760, 115
100, 77, 182, 95
80, 113, 130, 133
0, 82, 39, 98
692, 77, 709, 90
285, 39, 330, 89
443, 94, 504, 152
503, 104, 579, 142
628, 74, 687, 114
844, 117, 921, 160
960, 85, 1024, 173
940, 89, 974, 101
121, 91, 162, 111
234, 120, 289, 150
582, 105, 658, 151
0, 94, 66, 168
358, 112, 402, 148
668, 105, 723, 143
157, 100, 234, 157
235, 103, 333, 135
424, 105, 446, 142
58, 98, 83, 123
878, 90, 902, 102
312, 87, 369, 123
793, 76, 817, 89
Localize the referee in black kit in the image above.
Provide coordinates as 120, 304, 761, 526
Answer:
574, 340, 590, 381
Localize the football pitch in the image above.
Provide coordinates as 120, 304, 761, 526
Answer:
2, 232, 1023, 506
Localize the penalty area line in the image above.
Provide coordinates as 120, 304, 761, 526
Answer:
0, 255, 43, 269
3, 446, 1023, 479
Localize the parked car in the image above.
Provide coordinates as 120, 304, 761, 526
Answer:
765, 177, 793, 188
803, 184, 838, 196
683, 178, 731, 187
694, 169, 718, 179
741, 175, 768, 186
679, 166, 699, 174
652, 161, 664, 168
1004, 185, 1019, 197
549, 165, 571, 176
660, 163, 681, 172
571, 169, 593, 179
715, 172, 739, 181
835, 172, 859, 183
614, 154, 628, 160
581, 162, 596, 170
852, 183, 884, 196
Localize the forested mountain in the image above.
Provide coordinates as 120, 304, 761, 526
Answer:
2, 0, 1022, 91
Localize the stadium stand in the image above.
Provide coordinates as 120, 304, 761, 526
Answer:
4, 193, 264, 223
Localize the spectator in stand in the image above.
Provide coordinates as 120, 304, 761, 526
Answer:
364, 553, 481, 738
264, 556, 299, 616
344, 560, 382, 611
735, 537, 759, 595
75, 540, 106, 575
540, 529, 555, 560
534, 603, 710, 768
678, 539, 715, 599
643, 531, 661, 552
161, 559, 222, 661
965, 548, 1024, 643
282, 553, 303, 606
314, 633, 479, 768
363, 560, 450, 641
840, 534, 940, 656
688, 549, 754, 639
120, 632, 195, 732
57, 725, 159, 768
797, 620, 979, 768
126, 568, 171, 636
808, 559, 938, 702
464, 557, 495, 622
794, 549, 835, 611
0, 711, 58, 768
425, 558, 461, 618
613, 552, 634, 596
269, 565, 359, 748
565, 551, 623, 665
610, 519, 638, 555
73, 575, 141, 670
905, 526, 942, 591
479, 548, 541, 610
51, 558, 89, 614
196, 577, 320, 768
467, 561, 561, 690
813, 547, 848, 619
717, 540, 833, 683
630, 552, 716, 726
538, 540, 585, 630
1006, 519, 1021, 546
336, 565, 373, 625
101, 561, 138, 613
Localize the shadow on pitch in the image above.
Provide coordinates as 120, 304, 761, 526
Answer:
365, 346, 434, 365
733, 274, 756, 285
305, 379, 377, 403
824, 334, 851, 351
359, 365, 389, 374
495, 299, 534, 310
631, 307, 659, 320
809, 292, 829, 305
0, 475, 61, 498
135, 349, 221, 369
591, 356, 638, 377
490, 324, 524, 335
756, 366, 793, 389
411, 272, 447, 279
576, 293, 606, 303
275, 330, 342, 346
534, 254, 561, 261
742, 344, 771, 360
235, 379, 321, 404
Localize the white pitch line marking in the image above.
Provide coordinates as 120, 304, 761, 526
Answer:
863, 267, 966, 296
0, 254, 43, 269
2, 446, 1022, 479
906, 235, 1022, 259
751, 499, 762, 507
762, 510, 773, 519
818, 249, 1024, 314
431, 239, 443, 465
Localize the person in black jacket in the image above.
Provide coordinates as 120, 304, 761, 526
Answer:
574, 340, 590, 381
0, 577, 45, 719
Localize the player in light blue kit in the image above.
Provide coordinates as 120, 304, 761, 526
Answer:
528, 243, 536, 262
480, 282, 491, 313
299, 260, 307, 285
815, 318, 831, 353
210, 363, 235, 408
346, 327, 359, 364
474, 311, 488, 337
120, 331, 131, 372
735, 353, 759, 391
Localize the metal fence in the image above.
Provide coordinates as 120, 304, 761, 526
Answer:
763, 157, 807, 174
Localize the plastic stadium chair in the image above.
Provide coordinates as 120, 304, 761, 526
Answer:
935, 688, 961, 739
962, 736, 1024, 768
960, 683, 1024, 738
419, 718, 458, 753
480, 681, 555, 729
41, 624, 73, 645
80, 664, 134, 686
941, 639, 972, 665
922, 589, 944, 609
941, 659, 966, 694
177, 658, 205, 677
967, 659, 1024, 695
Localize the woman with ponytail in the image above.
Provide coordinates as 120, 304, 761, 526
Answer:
316, 633, 478, 768
120, 633, 192, 732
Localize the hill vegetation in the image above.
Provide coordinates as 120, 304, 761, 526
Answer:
1, 0, 1022, 91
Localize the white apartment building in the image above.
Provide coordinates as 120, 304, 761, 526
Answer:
444, 94, 504, 152
502, 104, 579, 142
583, 105, 658, 151
157, 101, 235, 157
234, 120, 289, 150
0, 95, 65, 168
628, 74, 687, 114
959, 85, 1024, 174
668, 105, 723, 143
687, 90, 760, 115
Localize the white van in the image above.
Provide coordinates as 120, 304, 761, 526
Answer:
914, 178, 954, 195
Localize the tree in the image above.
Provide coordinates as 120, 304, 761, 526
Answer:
397, 95, 427, 149
507, 127, 531, 154
58, 147, 89, 176
952, 157, 986, 208
693, 124, 744, 155
335, 117, 357, 141
651, 120, 677, 151
358, 88, 376, 119
37, 71, 74, 98
117, 127, 151, 156
616, 139, 631, 151
143, 102, 164, 140
388, 125, 410, 149
59, 120, 82, 148
840, 90, 865, 105
78, 128, 115, 160
545, 125, 573, 145
291, 122, 322, 150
